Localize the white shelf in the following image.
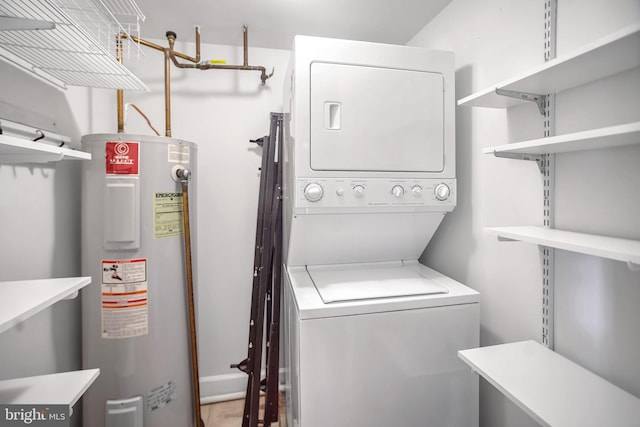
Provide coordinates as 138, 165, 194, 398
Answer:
0, 0, 147, 90
458, 341, 640, 427
0, 369, 100, 412
458, 24, 640, 108
0, 277, 92, 334
483, 122, 640, 155
0, 134, 91, 163
485, 226, 640, 266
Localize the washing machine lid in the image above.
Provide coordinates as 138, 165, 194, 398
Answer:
307, 263, 448, 304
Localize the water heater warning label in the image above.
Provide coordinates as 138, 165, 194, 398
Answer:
101, 258, 148, 339
106, 141, 140, 175
168, 144, 189, 163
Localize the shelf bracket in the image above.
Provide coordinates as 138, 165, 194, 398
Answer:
497, 235, 518, 242
495, 88, 546, 116
493, 151, 545, 173
63, 290, 79, 300
541, 0, 557, 350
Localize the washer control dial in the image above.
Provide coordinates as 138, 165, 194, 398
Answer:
391, 185, 405, 198
304, 183, 324, 202
336, 187, 345, 197
434, 183, 451, 201
353, 185, 366, 198
411, 185, 423, 197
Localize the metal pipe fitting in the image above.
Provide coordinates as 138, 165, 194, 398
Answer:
165, 26, 274, 85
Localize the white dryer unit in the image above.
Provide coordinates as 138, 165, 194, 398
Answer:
283, 36, 478, 427
283, 36, 457, 267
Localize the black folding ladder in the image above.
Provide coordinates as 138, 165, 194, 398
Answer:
232, 112, 283, 427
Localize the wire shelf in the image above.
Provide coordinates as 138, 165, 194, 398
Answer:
0, 0, 147, 90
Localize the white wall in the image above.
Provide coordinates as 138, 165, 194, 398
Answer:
410, 1, 640, 426
84, 38, 291, 399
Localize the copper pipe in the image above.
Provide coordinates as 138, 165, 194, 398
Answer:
164, 48, 172, 137
194, 27, 201, 63
165, 26, 274, 85
117, 91, 124, 133
124, 35, 164, 52
177, 169, 203, 427
116, 30, 200, 136
116, 37, 124, 133
243, 25, 248, 67
120, 29, 200, 62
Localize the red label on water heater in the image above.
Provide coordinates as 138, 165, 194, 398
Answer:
105, 141, 140, 175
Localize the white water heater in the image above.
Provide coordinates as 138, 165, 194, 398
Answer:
81, 133, 197, 427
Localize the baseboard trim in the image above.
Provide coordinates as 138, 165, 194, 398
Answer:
201, 391, 246, 405
199, 369, 284, 404
199, 373, 247, 403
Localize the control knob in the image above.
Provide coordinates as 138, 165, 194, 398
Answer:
391, 185, 405, 198
434, 183, 451, 201
411, 185, 423, 197
304, 183, 324, 202
353, 185, 366, 198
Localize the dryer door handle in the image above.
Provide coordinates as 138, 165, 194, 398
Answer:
323, 102, 342, 130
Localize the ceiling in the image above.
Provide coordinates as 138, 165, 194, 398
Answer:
136, 0, 452, 50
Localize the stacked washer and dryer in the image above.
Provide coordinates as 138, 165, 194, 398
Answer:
282, 36, 480, 427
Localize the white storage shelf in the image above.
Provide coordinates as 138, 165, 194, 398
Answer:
1, 124, 97, 412
0, 277, 97, 413
0, 369, 100, 414
463, 22, 640, 427
483, 121, 640, 155
458, 23, 640, 108
485, 226, 640, 267
0, 134, 90, 163
0, 0, 147, 91
459, 341, 640, 427
0, 277, 92, 334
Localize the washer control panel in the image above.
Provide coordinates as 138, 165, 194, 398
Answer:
295, 178, 456, 209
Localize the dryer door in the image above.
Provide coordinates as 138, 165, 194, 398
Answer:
310, 62, 444, 172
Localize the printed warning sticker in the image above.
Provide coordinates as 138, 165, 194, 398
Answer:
101, 258, 148, 339
106, 141, 140, 175
147, 381, 177, 413
168, 144, 190, 164
154, 192, 183, 238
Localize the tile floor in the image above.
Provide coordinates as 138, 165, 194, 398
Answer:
201, 394, 286, 427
